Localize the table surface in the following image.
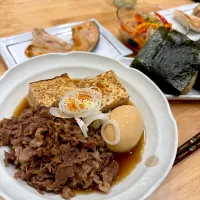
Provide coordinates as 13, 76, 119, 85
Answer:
0, 0, 200, 199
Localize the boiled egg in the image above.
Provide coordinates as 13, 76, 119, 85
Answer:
101, 105, 144, 153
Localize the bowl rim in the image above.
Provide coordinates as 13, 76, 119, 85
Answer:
0, 52, 178, 200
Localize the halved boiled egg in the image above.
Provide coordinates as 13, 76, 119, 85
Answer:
101, 105, 144, 153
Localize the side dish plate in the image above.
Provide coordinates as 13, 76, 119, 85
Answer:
0, 18, 132, 69
0, 52, 178, 200
118, 3, 200, 100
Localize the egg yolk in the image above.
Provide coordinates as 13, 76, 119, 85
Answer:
64, 92, 96, 112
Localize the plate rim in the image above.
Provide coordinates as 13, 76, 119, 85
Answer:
0, 18, 132, 69
0, 52, 178, 200
117, 56, 200, 100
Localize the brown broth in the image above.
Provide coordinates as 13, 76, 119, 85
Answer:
13, 97, 30, 117
73, 79, 81, 85
113, 133, 144, 184
13, 96, 145, 194
74, 188, 94, 195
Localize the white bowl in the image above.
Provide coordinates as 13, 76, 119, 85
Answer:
0, 52, 178, 200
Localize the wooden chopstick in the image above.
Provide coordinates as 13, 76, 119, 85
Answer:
173, 132, 200, 166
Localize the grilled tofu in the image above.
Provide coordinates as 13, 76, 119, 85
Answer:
28, 73, 77, 107
78, 70, 129, 112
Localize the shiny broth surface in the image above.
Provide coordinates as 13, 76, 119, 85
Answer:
13, 91, 144, 194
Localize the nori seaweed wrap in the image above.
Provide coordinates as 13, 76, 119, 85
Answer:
131, 27, 200, 95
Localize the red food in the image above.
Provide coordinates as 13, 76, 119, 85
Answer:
154, 12, 169, 24
135, 13, 144, 24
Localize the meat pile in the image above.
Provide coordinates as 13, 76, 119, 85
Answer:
0, 107, 119, 199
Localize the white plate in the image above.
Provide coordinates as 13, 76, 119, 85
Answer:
118, 3, 200, 100
0, 52, 178, 200
0, 18, 132, 69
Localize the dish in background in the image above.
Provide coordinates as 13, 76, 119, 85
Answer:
0, 52, 177, 200
174, 8, 200, 33
193, 3, 200, 18
117, 3, 172, 56
114, 0, 137, 7
130, 27, 200, 96
0, 19, 132, 69
25, 21, 100, 57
